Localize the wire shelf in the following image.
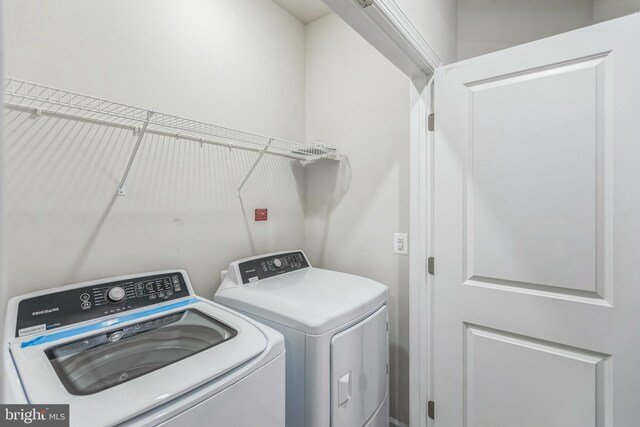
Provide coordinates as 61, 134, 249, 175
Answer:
3, 77, 339, 163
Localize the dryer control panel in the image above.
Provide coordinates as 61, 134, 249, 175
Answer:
15, 272, 190, 338
238, 251, 309, 284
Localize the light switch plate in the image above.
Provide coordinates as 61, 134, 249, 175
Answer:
394, 232, 408, 255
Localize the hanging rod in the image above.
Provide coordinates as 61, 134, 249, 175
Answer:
3, 77, 340, 164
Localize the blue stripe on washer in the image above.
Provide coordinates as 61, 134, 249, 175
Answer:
21, 298, 200, 348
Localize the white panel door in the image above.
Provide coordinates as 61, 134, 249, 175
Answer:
433, 13, 640, 427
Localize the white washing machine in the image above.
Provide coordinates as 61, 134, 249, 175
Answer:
214, 251, 389, 427
3, 270, 285, 427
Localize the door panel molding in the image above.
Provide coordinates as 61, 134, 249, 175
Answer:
463, 276, 611, 307
463, 52, 610, 89
463, 323, 611, 427
461, 51, 612, 301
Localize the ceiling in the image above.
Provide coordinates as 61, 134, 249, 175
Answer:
271, 0, 332, 24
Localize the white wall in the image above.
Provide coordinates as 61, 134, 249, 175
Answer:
395, 0, 458, 64
3, 0, 307, 298
457, 0, 640, 60
457, 0, 592, 60
593, 0, 640, 21
304, 13, 410, 424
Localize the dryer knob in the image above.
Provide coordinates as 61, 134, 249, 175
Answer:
107, 286, 126, 303
273, 258, 282, 268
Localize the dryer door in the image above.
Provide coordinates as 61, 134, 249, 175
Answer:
330, 305, 388, 427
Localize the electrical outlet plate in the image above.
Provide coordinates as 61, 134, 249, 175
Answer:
394, 233, 408, 255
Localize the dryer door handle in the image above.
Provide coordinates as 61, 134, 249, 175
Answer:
338, 370, 352, 407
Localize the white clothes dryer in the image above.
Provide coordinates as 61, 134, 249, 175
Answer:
214, 251, 389, 427
3, 270, 285, 427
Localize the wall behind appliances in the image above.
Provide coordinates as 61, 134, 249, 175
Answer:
3, 0, 306, 297
457, 0, 640, 60
304, 14, 410, 425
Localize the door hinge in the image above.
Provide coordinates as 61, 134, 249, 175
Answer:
355, 0, 373, 8
427, 257, 435, 275
428, 400, 435, 420
428, 113, 435, 132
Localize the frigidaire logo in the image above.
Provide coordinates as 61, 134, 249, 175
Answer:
1, 405, 69, 426
31, 308, 59, 317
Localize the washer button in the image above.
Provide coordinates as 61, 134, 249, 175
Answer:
107, 286, 126, 303
108, 331, 124, 342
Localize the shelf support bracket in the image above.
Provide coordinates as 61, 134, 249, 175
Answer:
236, 138, 273, 198
117, 110, 154, 196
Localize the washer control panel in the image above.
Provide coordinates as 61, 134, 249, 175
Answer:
238, 251, 309, 284
15, 272, 189, 338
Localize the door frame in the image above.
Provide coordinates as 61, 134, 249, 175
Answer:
321, 1, 437, 426
408, 75, 434, 427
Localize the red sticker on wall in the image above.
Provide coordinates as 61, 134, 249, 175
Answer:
255, 209, 268, 221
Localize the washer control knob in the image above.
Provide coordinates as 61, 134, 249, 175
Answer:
273, 258, 282, 268
107, 286, 126, 303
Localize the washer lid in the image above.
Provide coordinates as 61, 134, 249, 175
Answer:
215, 268, 389, 335
9, 299, 268, 426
